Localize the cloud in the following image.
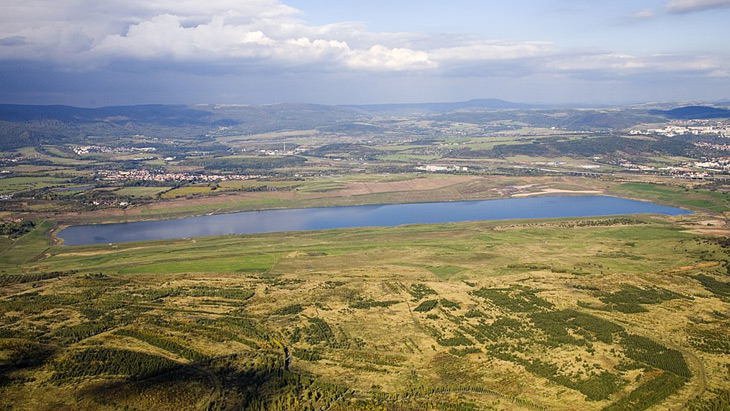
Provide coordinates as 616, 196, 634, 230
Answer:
709, 70, 730, 77
665, 0, 730, 13
0, 36, 27, 46
632, 9, 657, 19
431, 41, 555, 63
90, 14, 435, 71
0, 0, 727, 86
543, 52, 730, 85
0, 0, 564, 74
0, 0, 439, 72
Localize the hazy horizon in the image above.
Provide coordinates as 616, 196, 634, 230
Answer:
1, 97, 728, 110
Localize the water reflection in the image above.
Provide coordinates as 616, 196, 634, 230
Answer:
60, 196, 691, 246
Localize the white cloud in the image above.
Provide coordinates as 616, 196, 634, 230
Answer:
547, 54, 646, 72
632, 9, 657, 19
0, 0, 727, 80
665, 0, 730, 13
546, 53, 730, 79
708, 70, 730, 77
0, 0, 440, 72
431, 41, 555, 63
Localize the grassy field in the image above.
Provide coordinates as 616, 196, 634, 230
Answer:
0, 176, 69, 195
117, 253, 275, 274
611, 182, 730, 213
378, 154, 441, 162
2, 215, 730, 410
114, 186, 172, 198
161, 185, 217, 199
17, 146, 85, 166
0, 220, 54, 268
217, 180, 300, 190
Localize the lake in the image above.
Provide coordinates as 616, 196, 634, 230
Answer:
59, 195, 691, 246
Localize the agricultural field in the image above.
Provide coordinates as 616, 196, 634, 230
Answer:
2, 213, 730, 410
113, 187, 172, 198
1, 101, 729, 229
0, 177, 69, 195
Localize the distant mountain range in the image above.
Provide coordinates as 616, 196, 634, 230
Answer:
0, 102, 363, 129
345, 98, 538, 113
0, 99, 536, 124
0, 104, 214, 125
0, 103, 363, 150
650, 105, 730, 120
1, 101, 728, 151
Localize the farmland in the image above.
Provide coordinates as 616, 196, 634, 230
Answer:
1, 102, 730, 225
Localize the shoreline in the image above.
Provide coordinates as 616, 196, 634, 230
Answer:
57, 195, 692, 246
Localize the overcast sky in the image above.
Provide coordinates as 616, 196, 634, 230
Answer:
1, 0, 729, 106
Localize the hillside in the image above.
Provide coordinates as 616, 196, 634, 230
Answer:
651, 106, 730, 120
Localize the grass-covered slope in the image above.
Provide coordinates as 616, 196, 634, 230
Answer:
2, 216, 730, 409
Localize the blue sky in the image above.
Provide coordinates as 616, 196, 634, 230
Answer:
0, 0, 728, 106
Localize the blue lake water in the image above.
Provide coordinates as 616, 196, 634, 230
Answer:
59, 195, 691, 246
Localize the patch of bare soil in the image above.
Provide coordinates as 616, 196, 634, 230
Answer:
333, 175, 478, 197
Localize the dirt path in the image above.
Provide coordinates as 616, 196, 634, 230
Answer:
193, 364, 221, 411
674, 262, 720, 272
673, 345, 707, 410
512, 189, 603, 197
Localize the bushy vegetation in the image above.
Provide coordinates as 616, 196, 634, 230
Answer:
349, 299, 399, 309
688, 327, 730, 354
0, 340, 55, 371
598, 285, 685, 313
409, 283, 437, 300
439, 298, 461, 310
470, 286, 554, 312
115, 329, 207, 362
489, 349, 621, 401
603, 372, 686, 411
465, 317, 527, 343
0, 219, 35, 238
274, 304, 305, 315
52, 348, 179, 381
530, 309, 625, 345
304, 318, 339, 348
187, 286, 254, 300
448, 347, 481, 357
621, 334, 691, 378
0, 270, 76, 286
437, 331, 474, 347
464, 309, 484, 318
688, 389, 730, 411
692, 274, 730, 299
414, 299, 439, 312
218, 316, 271, 342
53, 319, 124, 344
292, 348, 322, 361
